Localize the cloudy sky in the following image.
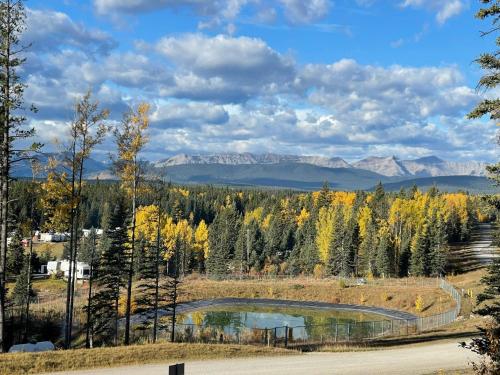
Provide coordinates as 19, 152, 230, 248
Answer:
22, 0, 498, 162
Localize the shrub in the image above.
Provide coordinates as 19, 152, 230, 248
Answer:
338, 279, 347, 289
414, 295, 424, 313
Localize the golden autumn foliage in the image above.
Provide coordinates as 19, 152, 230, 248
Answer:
358, 206, 372, 240
315, 206, 334, 263
161, 217, 194, 261
296, 208, 310, 227
244, 207, 264, 225
40, 171, 74, 232
134, 205, 166, 242
194, 220, 209, 259
115, 102, 150, 197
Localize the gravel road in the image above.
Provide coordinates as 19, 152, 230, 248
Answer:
47, 339, 480, 375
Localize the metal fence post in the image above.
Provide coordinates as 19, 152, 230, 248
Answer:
284, 325, 288, 348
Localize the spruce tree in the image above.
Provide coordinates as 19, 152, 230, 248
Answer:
292, 216, 318, 275
462, 4, 500, 362
428, 212, 448, 277
235, 219, 264, 273
90, 201, 128, 345
375, 225, 393, 277
206, 204, 240, 275
326, 204, 344, 275
6, 231, 23, 277
12, 256, 33, 306
410, 222, 430, 276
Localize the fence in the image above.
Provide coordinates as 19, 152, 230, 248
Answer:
139, 277, 462, 347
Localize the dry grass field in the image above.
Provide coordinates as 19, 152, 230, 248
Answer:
0, 342, 295, 375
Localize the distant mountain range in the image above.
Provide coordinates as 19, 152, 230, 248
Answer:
11, 152, 496, 193
155, 153, 487, 178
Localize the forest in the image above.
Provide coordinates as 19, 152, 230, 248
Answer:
8, 179, 495, 281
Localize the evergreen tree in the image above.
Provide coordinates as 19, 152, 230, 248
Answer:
398, 229, 412, 277
235, 219, 264, 273
317, 181, 331, 208
326, 204, 346, 275
463, 2, 500, 365
428, 212, 448, 276
12, 256, 34, 306
206, 204, 240, 275
6, 231, 23, 277
375, 223, 393, 277
291, 216, 318, 275
371, 182, 389, 220
410, 222, 430, 276
90, 201, 128, 345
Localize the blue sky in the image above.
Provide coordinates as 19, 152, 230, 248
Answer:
22, 0, 498, 162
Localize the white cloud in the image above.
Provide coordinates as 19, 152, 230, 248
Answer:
20, 8, 495, 163
93, 0, 330, 26
25, 9, 117, 55
156, 33, 295, 102
400, 0, 466, 24
277, 0, 330, 24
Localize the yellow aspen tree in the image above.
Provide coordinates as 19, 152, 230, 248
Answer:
194, 220, 209, 261
40, 171, 73, 232
114, 102, 150, 346
315, 206, 335, 264
296, 208, 310, 228
161, 216, 177, 261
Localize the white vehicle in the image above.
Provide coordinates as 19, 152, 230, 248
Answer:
46, 261, 61, 275
9, 341, 55, 353
46, 260, 91, 280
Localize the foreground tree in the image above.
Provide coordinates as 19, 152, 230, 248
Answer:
0, 0, 39, 352
114, 103, 150, 345
54, 92, 109, 349
90, 201, 127, 346
462, 1, 500, 373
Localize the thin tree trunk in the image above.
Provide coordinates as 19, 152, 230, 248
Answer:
0, 0, 12, 352
23, 229, 33, 342
68, 134, 87, 348
114, 295, 118, 346
124, 166, 137, 345
64, 140, 77, 349
85, 232, 96, 348
153, 208, 161, 343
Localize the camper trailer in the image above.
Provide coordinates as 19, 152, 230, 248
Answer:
46, 260, 90, 280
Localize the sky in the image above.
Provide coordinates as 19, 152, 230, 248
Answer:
20, 0, 499, 162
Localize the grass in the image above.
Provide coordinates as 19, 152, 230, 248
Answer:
0, 342, 296, 375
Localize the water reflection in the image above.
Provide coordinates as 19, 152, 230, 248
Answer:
179, 305, 383, 340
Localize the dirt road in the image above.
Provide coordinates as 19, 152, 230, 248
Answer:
48, 340, 480, 375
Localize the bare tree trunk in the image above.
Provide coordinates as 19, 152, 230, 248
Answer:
153, 205, 162, 343
64, 140, 77, 349
23, 230, 33, 342
85, 231, 96, 348
0, 0, 12, 352
124, 169, 137, 345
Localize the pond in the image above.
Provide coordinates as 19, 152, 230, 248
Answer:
176, 304, 392, 343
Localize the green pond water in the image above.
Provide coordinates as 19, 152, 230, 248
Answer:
177, 305, 389, 341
